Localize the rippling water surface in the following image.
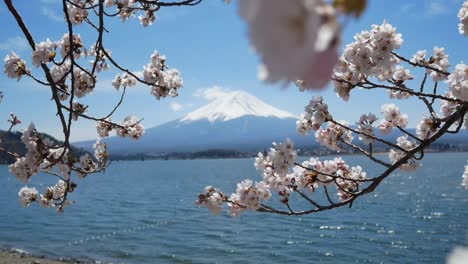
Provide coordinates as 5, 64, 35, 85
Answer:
0, 152, 467, 263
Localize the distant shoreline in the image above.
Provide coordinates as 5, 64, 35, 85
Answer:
108, 149, 468, 162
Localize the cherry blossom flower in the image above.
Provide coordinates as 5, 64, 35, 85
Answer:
67, 0, 89, 25
117, 115, 144, 140
196, 186, 225, 215
58, 33, 84, 59
32, 39, 56, 67
356, 113, 377, 145
447, 63, 468, 101
297, 96, 332, 135
238, 0, 340, 89
93, 139, 108, 164
96, 119, 113, 138
416, 117, 438, 140
458, 1, 468, 35
18, 186, 38, 207
389, 136, 420, 172
315, 121, 353, 152
3, 52, 29, 80
428, 47, 450, 82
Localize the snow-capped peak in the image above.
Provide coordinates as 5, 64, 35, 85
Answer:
180, 90, 296, 123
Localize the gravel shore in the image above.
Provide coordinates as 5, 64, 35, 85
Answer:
0, 249, 95, 264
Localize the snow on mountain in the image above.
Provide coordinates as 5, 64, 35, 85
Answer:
180, 90, 296, 123
74, 90, 304, 154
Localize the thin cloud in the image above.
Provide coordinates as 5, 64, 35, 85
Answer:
400, 3, 415, 14
426, 0, 450, 16
170, 102, 183, 112
42, 6, 63, 22
0, 36, 29, 52
194, 86, 233, 101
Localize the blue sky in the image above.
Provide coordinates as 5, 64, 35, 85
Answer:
0, 0, 466, 142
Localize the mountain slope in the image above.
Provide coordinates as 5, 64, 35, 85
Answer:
75, 91, 310, 154
74, 90, 468, 156
180, 90, 296, 123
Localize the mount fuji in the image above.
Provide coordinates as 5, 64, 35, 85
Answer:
75, 90, 313, 155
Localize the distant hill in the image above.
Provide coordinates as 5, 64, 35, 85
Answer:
74, 90, 468, 158
0, 130, 88, 164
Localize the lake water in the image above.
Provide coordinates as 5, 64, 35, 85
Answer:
0, 152, 467, 263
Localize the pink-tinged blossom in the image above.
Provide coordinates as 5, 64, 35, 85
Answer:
232, 179, 271, 211
428, 47, 450, 82
315, 120, 353, 152
239, 0, 340, 89
117, 115, 144, 140
9, 124, 45, 183
142, 51, 183, 100
440, 92, 459, 118
58, 33, 84, 59
116, 0, 137, 21
87, 45, 111, 73
104, 0, 115, 7
73, 68, 95, 98
458, 1, 468, 35
253, 140, 297, 192
3, 52, 29, 80
447, 246, 468, 264
447, 63, 468, 101
32, 39, 56, 68
297, 96, 332, 135
381, 103, 408, 129
50, 61, 71, 86
392, 65, 413, 83
411, 50, 427, 65
93, 139, 107, 164
96, 120, 113, 138
197, 186, 225, 215
356, 113, 377, 145
49, 180, 67, 201
139, 11, 156, 27
389, 136, 420, 172
18, 186, 38, 207
78, 153, 97, 178
112, 73, 136, 90
332, 21, 403, 100
72, 101, 87, 121
416, 117, 438, 140
67, 0, 89, 25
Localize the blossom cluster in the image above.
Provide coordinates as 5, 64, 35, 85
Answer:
196, 186, 226, 215
142, 51, 183, 100
96, 116, 144, 140
332, 21, 403, 100
296, 96, 332, 135
378, 104, 408, 135
315, 120, 353, 152
199, 141, 368, 216
63, 0, 165, 27
9, 124, 108, 210
356, 113, 378, 145
459, 0, 468, 35
447, 63, 468, 101
410, 47, 449, 82
3, 52, 29, 80
389, 135, 420, 172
